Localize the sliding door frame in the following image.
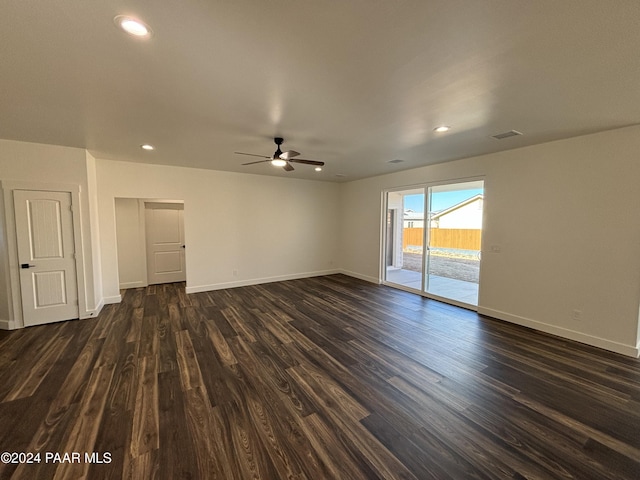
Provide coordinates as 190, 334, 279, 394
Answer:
381, 176, 486, 311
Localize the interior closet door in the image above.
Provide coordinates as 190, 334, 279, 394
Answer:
145, 203, 186, 285
13, 189, 79, 326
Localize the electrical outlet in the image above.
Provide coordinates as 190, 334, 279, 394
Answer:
571, 309, 582, 321
232, 270, 238, 277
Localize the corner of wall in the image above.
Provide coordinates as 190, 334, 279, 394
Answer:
85, 150, 104, 313
80, 297, 104, 320
338, 269, 380, 285
103, 294, 122, 305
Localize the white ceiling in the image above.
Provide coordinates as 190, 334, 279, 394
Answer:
2, 1, 639, 182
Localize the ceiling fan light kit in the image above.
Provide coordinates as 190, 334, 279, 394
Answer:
235, 137, 325, 173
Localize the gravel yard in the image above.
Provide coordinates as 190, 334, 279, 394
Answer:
403, 252, 480, 283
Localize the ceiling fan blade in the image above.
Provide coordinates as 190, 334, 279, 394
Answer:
283, 163, 295, 172
242, 159, 270, 166
279, 150, 300, 160
289, 158, 325, 166
234, 151, 271, 159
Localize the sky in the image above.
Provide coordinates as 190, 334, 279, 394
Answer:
404, 188, 483, 213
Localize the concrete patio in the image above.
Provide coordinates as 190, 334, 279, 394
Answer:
385, 267, 479, 306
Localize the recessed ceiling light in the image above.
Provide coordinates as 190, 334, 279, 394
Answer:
141, 144, 154, 151
315, 167, 322, 172
434, 126, 451, 133
115, 15, 152, 38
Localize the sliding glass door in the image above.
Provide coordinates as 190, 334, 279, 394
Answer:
384, 180, 484, 308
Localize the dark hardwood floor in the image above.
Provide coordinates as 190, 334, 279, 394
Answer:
0, 274, 639, 479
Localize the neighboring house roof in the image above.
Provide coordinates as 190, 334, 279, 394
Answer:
430, 194, 483, 221
403, 209, 425, 220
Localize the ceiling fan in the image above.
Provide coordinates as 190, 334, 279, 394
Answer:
235, 137, 325, 172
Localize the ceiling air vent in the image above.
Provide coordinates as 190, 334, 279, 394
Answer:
388, 159, 404, 164
491, 130, 523, 140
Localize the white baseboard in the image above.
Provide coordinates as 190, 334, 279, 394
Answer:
338, 269, 380, 285
0, 319, 19, 330
478, 307, 640, 358
119, 281, 147, 290
185, 269, 340, 294
103, 294, 122, 305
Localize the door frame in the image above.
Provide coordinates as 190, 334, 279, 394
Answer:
1, 181, 87, 329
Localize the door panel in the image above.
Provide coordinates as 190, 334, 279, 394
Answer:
145, 203, 186, 284
425, 181, 483, 306
383, 189, 424, 291
14, 190, 79, 326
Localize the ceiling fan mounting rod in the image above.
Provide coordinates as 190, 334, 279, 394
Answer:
273, 137, 284, 159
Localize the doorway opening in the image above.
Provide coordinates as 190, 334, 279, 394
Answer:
114, 198, 186, 289
383, 180, 484, 308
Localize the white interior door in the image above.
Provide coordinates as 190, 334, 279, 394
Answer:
145, 203, 186, 285
14, 190, 79, 326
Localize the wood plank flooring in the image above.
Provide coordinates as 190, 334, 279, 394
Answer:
0, 274, 639, 479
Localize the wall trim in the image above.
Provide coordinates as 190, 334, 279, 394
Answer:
339, 269, 380, 285
185, 269, 340, 294
80, 298, 104, 320
0, 319, 19, 330
478, 307, 640, 358
103, 295, 122, 305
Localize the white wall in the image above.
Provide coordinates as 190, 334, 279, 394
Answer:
339, 125, 640, 356
0, 139, 102, 324
115, 198, 147, 289
97, 159, 340, 301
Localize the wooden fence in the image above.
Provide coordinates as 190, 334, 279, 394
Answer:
402, 228, 481, 251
